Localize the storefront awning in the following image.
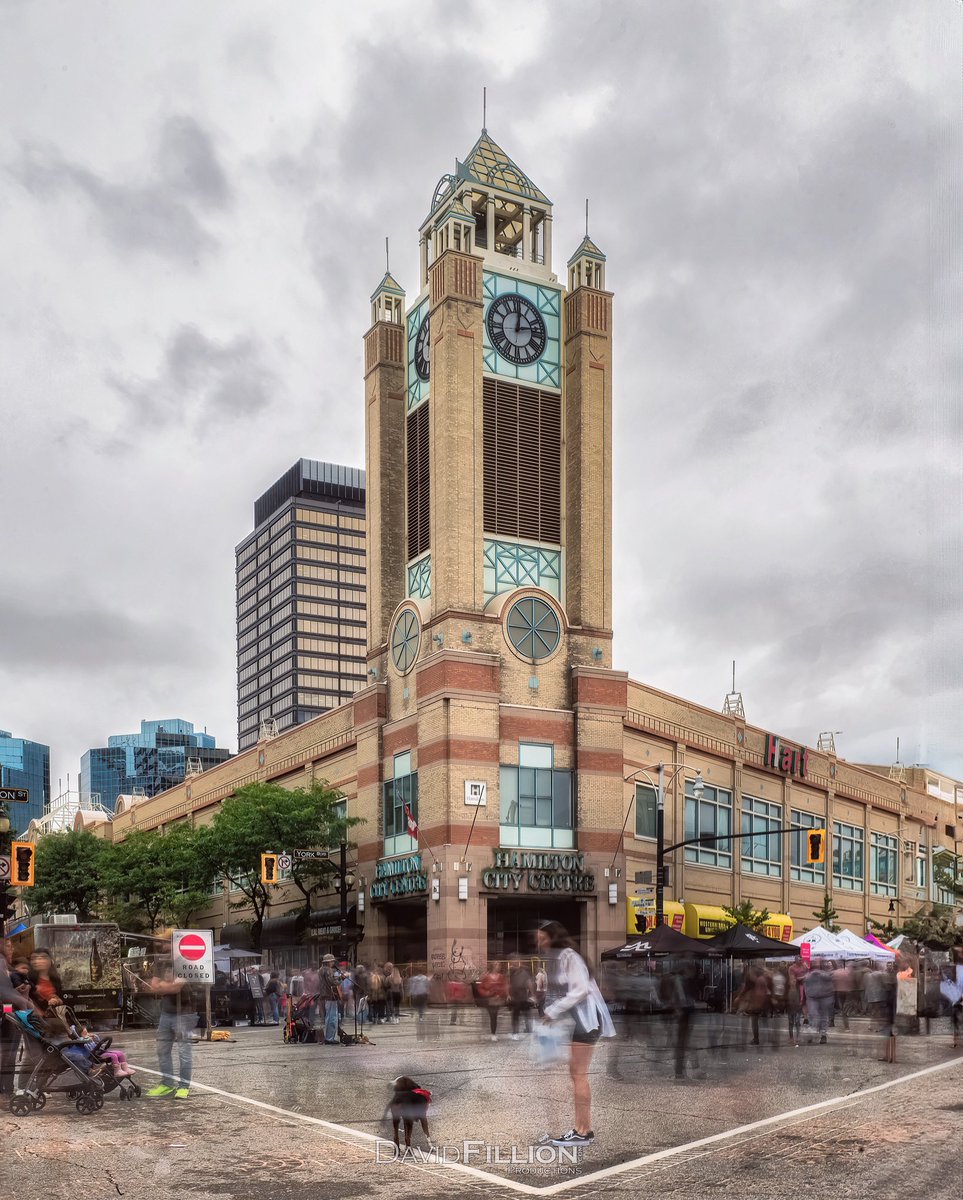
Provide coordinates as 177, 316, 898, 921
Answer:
682, 904, 793, 942
626, 898, 685, 935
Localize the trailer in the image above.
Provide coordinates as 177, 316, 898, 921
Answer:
10, 921, 124, 1029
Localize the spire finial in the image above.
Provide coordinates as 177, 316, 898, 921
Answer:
385, 236, 390, 274
585, 198, 590, 238
482, 86, 487, 133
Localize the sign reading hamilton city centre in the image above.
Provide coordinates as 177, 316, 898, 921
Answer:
483, 851, 596, 893
370, 854, 428, 900
765, 733, 809, 779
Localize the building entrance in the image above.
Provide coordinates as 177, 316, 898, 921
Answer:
380, 901, 428, 965
486, 897, 583, 961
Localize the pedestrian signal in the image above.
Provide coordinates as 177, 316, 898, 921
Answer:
807, 830, 826, 864
11, 841, 36, 887
261, 853, 278, 885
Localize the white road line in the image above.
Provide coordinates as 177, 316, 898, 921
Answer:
130, 1054, 963, 1197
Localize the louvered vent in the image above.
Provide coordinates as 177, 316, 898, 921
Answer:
407, 404, 430, 559
483, 378, 561, 542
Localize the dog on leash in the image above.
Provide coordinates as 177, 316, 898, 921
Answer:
387, 1076, 432, 1151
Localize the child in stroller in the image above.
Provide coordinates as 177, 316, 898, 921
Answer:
284, 992, 319, 1043
5, 1007, 140, 1116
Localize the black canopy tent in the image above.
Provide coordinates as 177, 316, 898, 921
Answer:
601, 924, 711, 959
703, 923, 800, 958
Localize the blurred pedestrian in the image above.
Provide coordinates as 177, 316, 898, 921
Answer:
319, 954, 341, 1045
384, 963, 404, 1025
476, 963, 508, 1040
832, 962, 855, 1029
446, 976, 468, 1025
803, 959, 836, 1044
409, 971, 429, 1022
145, 961, 198, 1099
508, 960, 534, 1039
535, 964, 548, 1016
264, 972, 283, 1025
786, 963, 804, 1046
538, 921, 615, 1147
302, 962, 320, 1030
369, 966, 386, 1024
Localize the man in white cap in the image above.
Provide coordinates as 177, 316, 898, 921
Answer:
319, 954, 341, 1045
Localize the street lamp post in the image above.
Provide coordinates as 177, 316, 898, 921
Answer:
622, 763, 704, 929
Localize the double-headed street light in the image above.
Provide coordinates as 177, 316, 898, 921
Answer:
620, 762, 704, 929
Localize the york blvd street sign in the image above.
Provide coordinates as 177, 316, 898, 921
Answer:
293, 849, 329, 861
172, 929, 214, 984
0, 788, 29, 803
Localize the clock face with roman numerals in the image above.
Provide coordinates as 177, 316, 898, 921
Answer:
486, 294, 547, 366
414, 314, 430, 380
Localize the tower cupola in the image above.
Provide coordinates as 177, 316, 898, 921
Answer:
567, 234, 606, 291
370, 270, 405, 326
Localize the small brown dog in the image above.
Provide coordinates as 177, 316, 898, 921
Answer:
387, 1076, 432, 1151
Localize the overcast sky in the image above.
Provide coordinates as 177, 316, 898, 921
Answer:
1, 0, 960, 800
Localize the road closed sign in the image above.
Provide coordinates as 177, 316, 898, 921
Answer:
171, 929, 215, 984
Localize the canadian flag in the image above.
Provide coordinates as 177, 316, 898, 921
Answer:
404, 802, 419, 840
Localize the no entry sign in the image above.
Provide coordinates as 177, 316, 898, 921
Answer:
172, 928, 214, 984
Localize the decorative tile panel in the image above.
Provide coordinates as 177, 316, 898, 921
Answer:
483, 538, 561, 601
407, 553, 432, 599
406, 297, 430, 411
482, 271, 561, 390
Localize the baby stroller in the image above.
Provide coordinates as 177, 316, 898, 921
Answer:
284, 993, 318, 1043
5, 1008, 140, 1116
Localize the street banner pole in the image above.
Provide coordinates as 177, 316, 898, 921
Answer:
205, 984, 212, 1041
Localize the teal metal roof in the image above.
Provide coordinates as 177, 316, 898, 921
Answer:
456, 131, 551, 205
369, 271, 406, 302
567, 234, 606, 264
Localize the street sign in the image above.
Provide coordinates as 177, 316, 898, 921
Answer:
0, 788, 29, 803
0, 857, 9, 882
293, 849, 329, 861
277, 854, 293, 870
171, 929, 214, 984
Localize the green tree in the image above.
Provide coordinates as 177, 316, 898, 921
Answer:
812, 891, 840, 931
721, 899, 770, 931
900, 904, 963, 950
198, 780, 359, 951
867, 916, 901, 941
934, 858, 963, 903
101, 823, 213, 933
30, 830, 107, 921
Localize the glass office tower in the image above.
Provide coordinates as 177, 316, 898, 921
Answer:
236, 460, 367, 751
80, 718, 232, 811
0, 730, 51, 835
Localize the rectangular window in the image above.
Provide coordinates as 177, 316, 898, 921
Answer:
684, 782, 732, 868
483, 377, 561, 543
832, 821, 864, 891
500, 742, 574, 849
635, 784, 657, 840
384, 751, 418, 857
870, 832, 899, 896
741, 796, 783, 877
915, 854, 927, 890
790, 809, 827, 885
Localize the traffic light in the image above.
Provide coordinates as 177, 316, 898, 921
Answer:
807, 829, 827, 864
10, 841, 35, 887
261, 853, 278, 885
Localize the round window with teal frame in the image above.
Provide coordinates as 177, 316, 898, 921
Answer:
391, 608, 421, 674
506, 596, 561, 661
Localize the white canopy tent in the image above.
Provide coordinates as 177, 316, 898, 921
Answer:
833, 928, 896, 961
791, 925, 850, 958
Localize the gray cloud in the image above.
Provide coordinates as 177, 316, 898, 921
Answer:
106, 324, 277, 433
10, 115, 230, 260
0, 592, 206, 674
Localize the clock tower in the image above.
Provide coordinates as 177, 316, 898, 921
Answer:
360, 129, 625, 965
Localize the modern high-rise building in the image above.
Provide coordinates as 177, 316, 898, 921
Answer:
0, 729, 50, 836
236, 459, 367, 751
80, 718, 231, 811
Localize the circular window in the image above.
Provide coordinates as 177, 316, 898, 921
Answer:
506, 596, 561, 661
390, 608, 421, 674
